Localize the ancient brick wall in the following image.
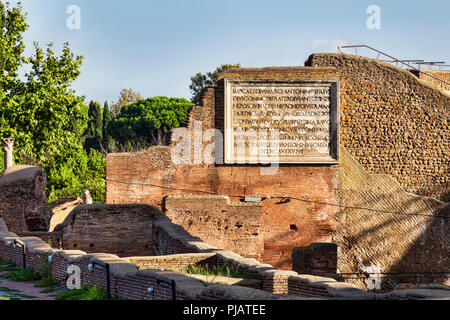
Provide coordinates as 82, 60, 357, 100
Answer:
54, 204, 155, 257
0, 165, 51, 233
333, 147, 449, 291
292, 243, 337, 277
106, 59, 448, 275
128, 253, 219, 271
307, 54, 449, 202
164, 195, 264, 260
0, 231, 374, 300
106, 67, 340, 270
49, 197, 82, 232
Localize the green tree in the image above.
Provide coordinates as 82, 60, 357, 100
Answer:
0, 2, 28, 93
0, 3, 105, 203
85, 101, 104, 153
86, 101, 102, 139
108, 96, 193, 150
189, 63, 241, 105
110, 88, 143, 116
102, 101, 115, 153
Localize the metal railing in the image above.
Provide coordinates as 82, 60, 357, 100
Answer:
337, 45, 450, 89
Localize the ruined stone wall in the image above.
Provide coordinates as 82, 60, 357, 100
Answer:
0, 165, 51, 233
0, 230, 375, 299
307, 54, 449, 202
106, 67, 340, 270
54, 204, 155, 257
49, 197, 82, 232
333, 147, 449, 291
164, 195, 264, 260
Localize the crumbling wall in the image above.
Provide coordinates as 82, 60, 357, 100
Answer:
49, 197, 82, 231
307, 53, 450, 202
54, 204, 155, 256
0, 229, 374, 300
106, 67, 340, 270
164, 195, 264, 260
0, 165, 51, 233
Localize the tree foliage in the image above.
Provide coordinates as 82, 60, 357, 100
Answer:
102, 101, 115, 152
189, 63, 241, 105
108, 96, 193, 150
110, 88, 143, 116
0, 2, 104, 202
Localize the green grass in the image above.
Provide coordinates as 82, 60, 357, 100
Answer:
2, 267, 42, 282
55, 286, 120, 300
35, 275, 58, 288
180, 264, 255, 279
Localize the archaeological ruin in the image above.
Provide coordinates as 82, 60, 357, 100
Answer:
0, 53, 449, 300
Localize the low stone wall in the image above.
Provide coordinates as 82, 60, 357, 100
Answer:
0, 232, 296, 300
2, 229, 448, 299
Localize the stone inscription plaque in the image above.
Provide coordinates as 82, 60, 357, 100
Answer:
224, 79, 339, 164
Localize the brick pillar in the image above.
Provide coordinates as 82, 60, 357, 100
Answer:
292, 242, 337, 277
2, 138, 14, 170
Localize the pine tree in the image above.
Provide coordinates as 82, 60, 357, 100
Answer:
85, 101, 104, 152
102, 101, 115, 153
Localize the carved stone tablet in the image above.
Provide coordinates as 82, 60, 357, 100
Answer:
224, 79, 339, 164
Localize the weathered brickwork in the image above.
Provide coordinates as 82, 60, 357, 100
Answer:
333, 147, 449, 290
307, 54, 449, 202
54, 204, 155, 257
49, 197, 82, 231
106, 56, 448, 277
107, 67, 340, 270
3, 219, 448, 299
0, 229, 373, 300
0, 165, 52, 233
164, 195, 264, 260
292, 243, 338, 277
128, 253, 219, 271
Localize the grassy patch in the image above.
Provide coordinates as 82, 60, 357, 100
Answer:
55, 286, 120, 300
40, 284, 64, 294
2, 267, 42, 282
0, 286, 21, 294
35, 276, 58, 288
33, 253, 58, 288
180, 264, 255, 279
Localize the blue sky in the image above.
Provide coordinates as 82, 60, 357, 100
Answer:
11, 0, 450, 104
